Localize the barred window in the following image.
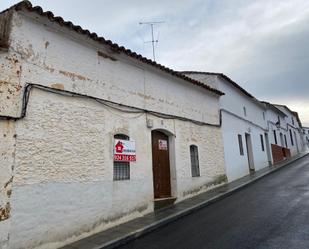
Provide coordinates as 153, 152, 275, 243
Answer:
289, 129, 294, 146
114, 134, 130, 181
190, 145, 200, 177
238, 134, 244, 156
273, 130, 277, 145
260, 134, 265, 151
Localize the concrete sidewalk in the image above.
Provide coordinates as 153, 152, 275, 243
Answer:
61, 152, 309, 249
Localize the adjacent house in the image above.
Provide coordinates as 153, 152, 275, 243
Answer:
182, 72, 270, 181
273, 105, 305, 155
182, 72, 307, 181
262, 101, 291, 164
0, 2, 226, 249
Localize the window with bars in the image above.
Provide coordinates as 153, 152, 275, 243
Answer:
113, 134, 130, 181
238, 134, 244, 156
190, 145, 200, 177
289, 129, 294, 146
260, 134, 265, 151
273, 130, 277, 145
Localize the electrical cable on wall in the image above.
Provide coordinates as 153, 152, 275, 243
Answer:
0, 83, 222, 128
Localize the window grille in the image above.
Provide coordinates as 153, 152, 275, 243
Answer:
273, 130, 277, 145
238, 134, 244, 155
113, 134, 130, 181
260, 134, 265, 151
190, 145, 200, 177
289, 129, 294, 146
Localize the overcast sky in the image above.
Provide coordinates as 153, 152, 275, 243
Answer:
1, 0, 308, 126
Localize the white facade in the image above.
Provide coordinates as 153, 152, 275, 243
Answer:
274, 105, 305, 155
183, 73, 270, 181
183, 72, 307, 182
0, 4, 226, 249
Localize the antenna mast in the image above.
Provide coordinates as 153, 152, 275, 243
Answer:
139, 21, 164, 61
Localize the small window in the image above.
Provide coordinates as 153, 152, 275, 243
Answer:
243, 107, 247, 117
114, 134, 130, 181
289, 129, 294, 146
277, 116, 280, 124
284, 135, 288, 148
273, 130, 277, 145
260, 134, 264, 151
238, 134, 244, 156
190, 145, 200, 177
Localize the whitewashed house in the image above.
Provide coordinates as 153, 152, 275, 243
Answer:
182, 72, 270, 182
0, 2, 227, 249
273, 105, 305, 155
182, 72, 307, 181
262, 101, 292, 163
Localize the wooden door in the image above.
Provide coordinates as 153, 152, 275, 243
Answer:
151, 130, 171, 199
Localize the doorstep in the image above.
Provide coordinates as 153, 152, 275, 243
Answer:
61, 152, 309, 249
154, 197, 177, 210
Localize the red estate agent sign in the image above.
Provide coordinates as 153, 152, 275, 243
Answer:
114, 139, 136, 162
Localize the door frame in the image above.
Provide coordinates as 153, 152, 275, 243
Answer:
245, 133, 255, 172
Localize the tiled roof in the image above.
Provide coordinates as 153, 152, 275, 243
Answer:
260, 101, 287, 117
180, 71, 254, 99
2, 1, 224, 96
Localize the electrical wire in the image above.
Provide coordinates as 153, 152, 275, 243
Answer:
0, 83, 222, 128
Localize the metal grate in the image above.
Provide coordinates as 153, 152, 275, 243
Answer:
190, 145, 200, 177
238, 134, 244, 155
113, 162, 130, 181
114, 134, 130, 181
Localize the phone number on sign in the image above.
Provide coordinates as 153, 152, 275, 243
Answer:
114, 154, 136, 162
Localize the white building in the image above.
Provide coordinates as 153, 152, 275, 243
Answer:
262, 101, 292, 163
273, 105, 306, 155
0, 2, 227, 249
182, 72, 307, 182
182, 72, 270, 182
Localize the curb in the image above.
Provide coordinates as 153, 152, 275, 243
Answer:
95, 152, 309, 249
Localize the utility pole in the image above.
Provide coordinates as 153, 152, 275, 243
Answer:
139, 21, 164, 61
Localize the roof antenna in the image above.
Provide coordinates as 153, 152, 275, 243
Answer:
139, 21, 165, 62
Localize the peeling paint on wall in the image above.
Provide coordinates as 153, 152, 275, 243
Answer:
0, 203, 11, 221
50, 83, 64, 90
58, 70, 92, 82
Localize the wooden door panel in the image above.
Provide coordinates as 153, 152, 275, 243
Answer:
152, 131, 171, 198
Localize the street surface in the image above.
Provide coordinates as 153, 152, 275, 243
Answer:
118, 155, 309, 249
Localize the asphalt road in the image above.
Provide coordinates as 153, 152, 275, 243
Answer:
118, 155, 309, 249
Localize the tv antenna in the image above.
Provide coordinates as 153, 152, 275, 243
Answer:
139, 21, 165, 61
